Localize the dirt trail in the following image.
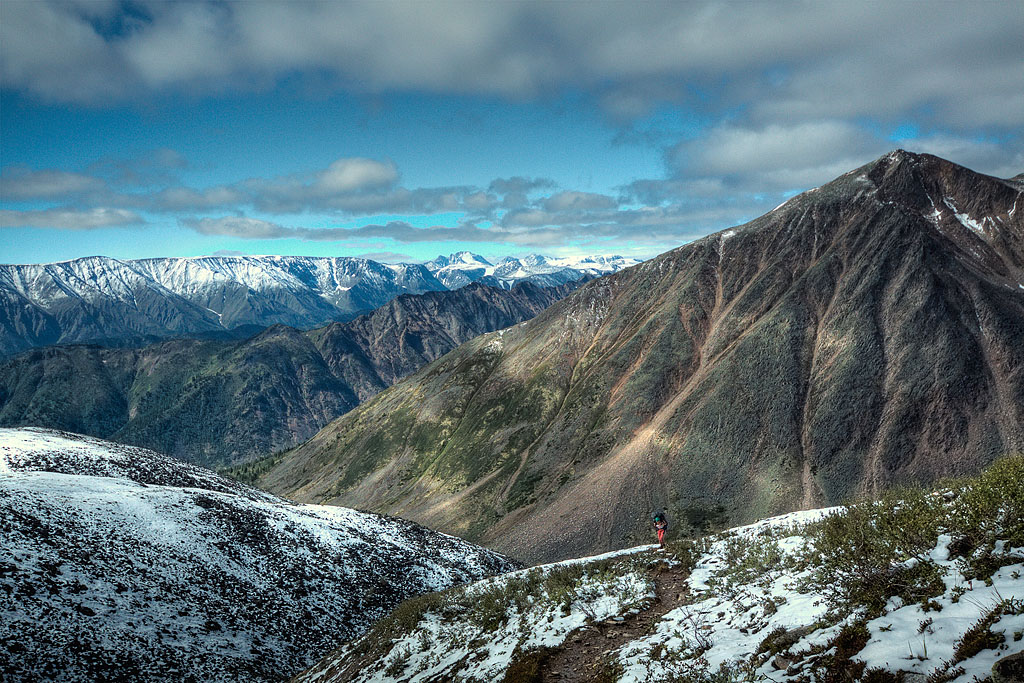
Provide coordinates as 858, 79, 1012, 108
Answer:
538, 559, 690, 682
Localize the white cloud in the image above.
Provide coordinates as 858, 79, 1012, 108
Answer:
542, 191, 617, 212
184, 216, 288, 238
2, 0, 1020, 139
0, 207, 144, 230
682, 121, 876, 177
1, 169, 107, 200
314, 158, 398, 194
665, 120, 886, 193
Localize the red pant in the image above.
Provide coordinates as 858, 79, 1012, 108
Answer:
657, 528, 665, 544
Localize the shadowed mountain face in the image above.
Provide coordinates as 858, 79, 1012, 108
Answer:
0, 281, 581, 466
259, 151, 1024, 565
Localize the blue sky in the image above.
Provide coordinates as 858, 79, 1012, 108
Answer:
2, 1, 1022, 265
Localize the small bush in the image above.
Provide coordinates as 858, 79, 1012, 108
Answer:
470, 583, 515, 632
861, 668, 903, 683
799, 621, 870, 683
951, 456, 1024, 550
755, 625, 810, 660
807, 482, 961, 615
952, 598, 1023, 662
666, 537, 709, 573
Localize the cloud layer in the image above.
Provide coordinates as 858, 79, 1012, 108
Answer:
1, 2, 1021, 255
3, 1, 1022, 131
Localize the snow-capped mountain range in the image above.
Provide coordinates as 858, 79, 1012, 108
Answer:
0, 252, 640, 356
426, 250, 640, 289
0, 427, 515, 682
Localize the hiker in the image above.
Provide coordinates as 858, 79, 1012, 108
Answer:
652, 511, 668, 549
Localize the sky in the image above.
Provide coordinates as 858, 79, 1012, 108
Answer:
1, 0, 1022, 265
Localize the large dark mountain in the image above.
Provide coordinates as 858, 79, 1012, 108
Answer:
0, 428, 514, 683
0, 280, 581, 466
259, 151, 1024, 564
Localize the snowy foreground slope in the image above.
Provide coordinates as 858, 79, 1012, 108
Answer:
0, 428, 516, 682
296, 459, 1024, 682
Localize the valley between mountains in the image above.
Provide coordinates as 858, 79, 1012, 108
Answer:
0, 280, 583, 466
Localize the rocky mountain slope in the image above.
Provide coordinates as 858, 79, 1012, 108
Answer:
259, 151, 1024, 564
0, 281, 581, 467
295, 458, 1024, 683
0, 252, 635, 356
0, 428, 515, 683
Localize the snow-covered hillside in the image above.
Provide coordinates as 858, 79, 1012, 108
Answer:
296, 460, 1024, 682
0, 428, 516, 682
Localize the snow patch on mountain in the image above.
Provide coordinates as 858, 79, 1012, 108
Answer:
941, 197, 989, 238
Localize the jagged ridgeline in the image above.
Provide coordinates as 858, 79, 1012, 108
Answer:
259, 151, 1024, 565
0, 252, 636, 357
0, 281, 582, 467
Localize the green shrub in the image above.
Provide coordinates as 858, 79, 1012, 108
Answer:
666, 537, 709, 573
797, 620, 870, 683
952, 456, 1024, 549
354, 586, 458, 656
861, 667, 903, 683
754, 625, 811, 661
809, 487, 948, 615
470, 583, 516, 632
952, 597, 1023, 662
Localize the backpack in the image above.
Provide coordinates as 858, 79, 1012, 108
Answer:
652, 511, 668, 529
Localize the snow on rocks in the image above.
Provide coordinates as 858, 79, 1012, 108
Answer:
0, 428, 515, 683
943, 197, 991, 238
425, 252, 641, 291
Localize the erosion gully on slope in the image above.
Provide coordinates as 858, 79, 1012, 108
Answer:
537, 559, 691, 682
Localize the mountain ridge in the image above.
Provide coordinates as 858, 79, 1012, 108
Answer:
0, 252, 636, 356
